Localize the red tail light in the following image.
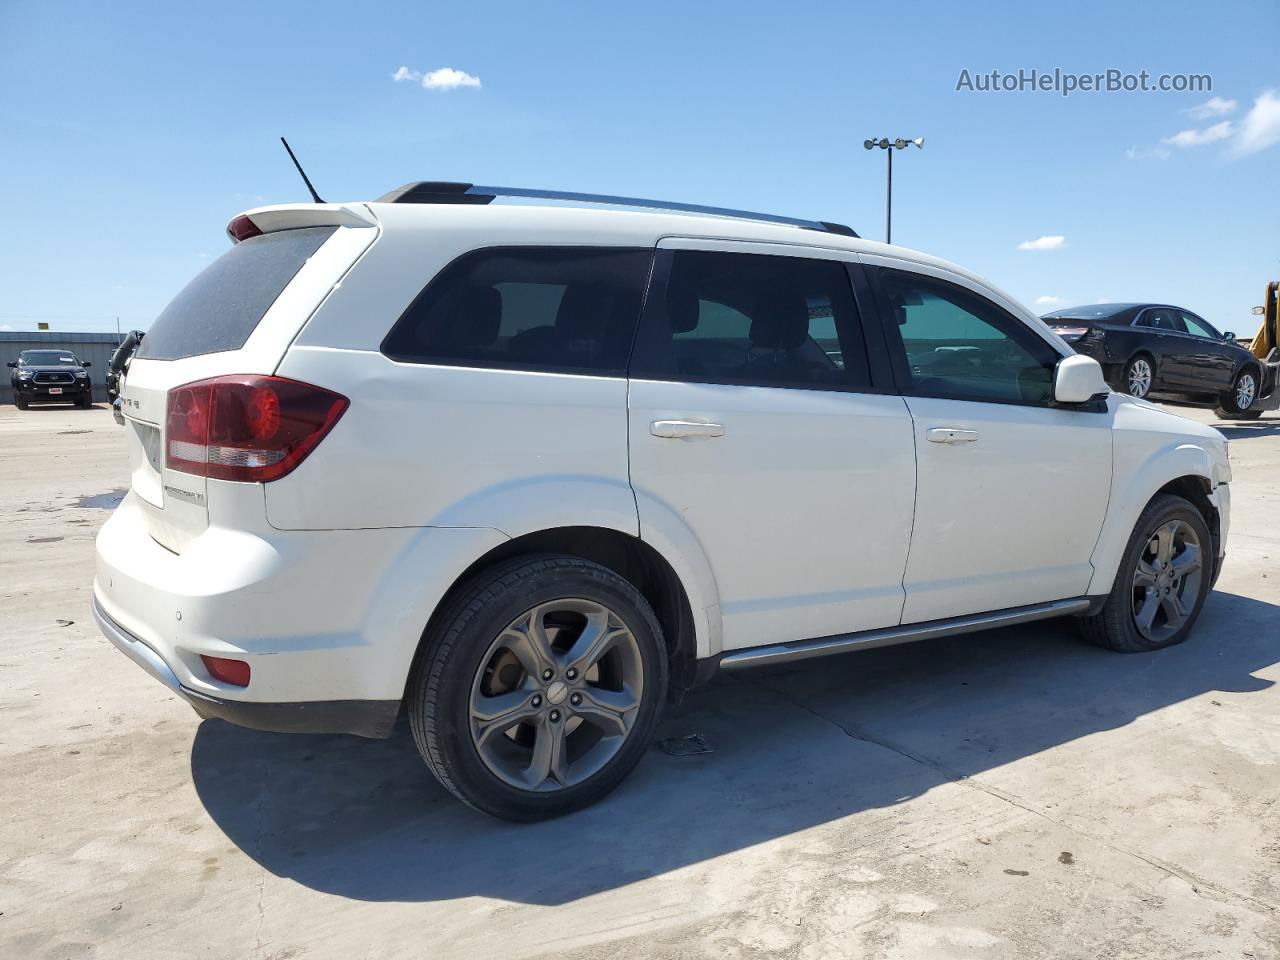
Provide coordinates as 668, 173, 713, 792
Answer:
226, 215, 263, 243
201, 655, 251, 687
166, 376, 348, 482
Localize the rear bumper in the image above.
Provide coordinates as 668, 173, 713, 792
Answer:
93, 595, 398, 738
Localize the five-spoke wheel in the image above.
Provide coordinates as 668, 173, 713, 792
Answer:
409, 555, 666, 821
1080, 493, 1213, 652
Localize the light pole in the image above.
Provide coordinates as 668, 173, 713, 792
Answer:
863, 137, 923, 245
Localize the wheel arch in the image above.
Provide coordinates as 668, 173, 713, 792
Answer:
404, 526, 712, 705
1088, 439, 1221, 595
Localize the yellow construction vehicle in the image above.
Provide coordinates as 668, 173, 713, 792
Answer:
1235, 281, 1280, 419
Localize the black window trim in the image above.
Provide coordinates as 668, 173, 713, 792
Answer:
379, 243, 657, 379
863, 263, 1106, 412
626, 246, 895, 396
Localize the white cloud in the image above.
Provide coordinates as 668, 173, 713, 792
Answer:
1017, 235, 1066, 251
392, 65, 481, 91
1233, 90, 1280, 156
1035, 296, 1065, 306
1126, 144, 1170, 160
1162, 120, 1233, 148
1186, 96, 1238, 119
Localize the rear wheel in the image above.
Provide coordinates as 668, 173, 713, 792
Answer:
1078, 494, 1212, 652
1123, 355, 1153, 399
1214, 368, 1260, 418
409, 555, 667, 821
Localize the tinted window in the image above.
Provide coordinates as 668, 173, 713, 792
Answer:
138, 226, 337, 360
20, 351, 78, 366
382, 247, 652, 375
879, 270, 1059, 405
1137, 308, 1182, 332
1180, 312, 1219, 339
631, 250, 870, 390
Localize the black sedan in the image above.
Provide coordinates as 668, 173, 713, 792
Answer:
1041, 303, 1268, 418
8, 349, 94, 409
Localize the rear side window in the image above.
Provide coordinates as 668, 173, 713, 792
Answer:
381, 247, 653, 375
137, 226, 337, 360
630, 250, 871, 391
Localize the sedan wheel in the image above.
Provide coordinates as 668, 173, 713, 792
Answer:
1235, 372, 1257, 411
1125, 357, 1153, 398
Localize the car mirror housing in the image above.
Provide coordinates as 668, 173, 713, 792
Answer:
1054, 354, 1109, 404
5, 362, 14, 368
82, 360, 92, 367
1222, 331, 1236, 342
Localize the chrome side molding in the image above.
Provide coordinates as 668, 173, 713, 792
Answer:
719, 597, 1092, 670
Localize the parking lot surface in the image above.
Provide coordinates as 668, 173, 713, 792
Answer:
2, 403, 1278, 959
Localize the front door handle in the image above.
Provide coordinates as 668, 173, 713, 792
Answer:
651, 420, 725, 440
927, 427, 979, 444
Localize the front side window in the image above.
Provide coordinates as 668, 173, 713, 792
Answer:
630, 250, 871, 390
1180, 312, 1219, 339
381, 246, 652, 375
878, 270, 1059, 405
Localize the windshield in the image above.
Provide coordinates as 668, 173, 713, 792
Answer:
20, 350, 79, 366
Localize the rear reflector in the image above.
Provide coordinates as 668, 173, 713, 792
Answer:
166, 375, 348, 482
226, 215, 263, 243
201, 655, 251, 687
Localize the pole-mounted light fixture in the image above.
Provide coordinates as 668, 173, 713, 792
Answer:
864, 137, 924, 244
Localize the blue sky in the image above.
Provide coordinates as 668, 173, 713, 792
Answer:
1, 0, 1277, 335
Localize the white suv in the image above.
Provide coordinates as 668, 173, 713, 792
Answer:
94, 184, 1231, 820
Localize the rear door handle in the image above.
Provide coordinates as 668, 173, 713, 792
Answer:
927, 427, 979, 444
650, 420, 725, 439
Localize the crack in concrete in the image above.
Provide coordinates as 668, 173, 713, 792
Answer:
740, 673, 1279, 918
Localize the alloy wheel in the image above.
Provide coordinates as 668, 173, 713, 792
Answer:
1236, 372, 1256, 410
1131, 519, 1203, 642
468, 598, 644, 792
1127, 359, 1152, 398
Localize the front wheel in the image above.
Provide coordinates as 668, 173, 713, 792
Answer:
1215, 368, 1259, 418
1078, 494, 1212, 652
409, 555, 668, 821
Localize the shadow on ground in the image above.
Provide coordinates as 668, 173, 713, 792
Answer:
192, 590, 1278, 905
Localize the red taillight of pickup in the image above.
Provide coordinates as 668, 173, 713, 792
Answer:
165, 376, 348, 482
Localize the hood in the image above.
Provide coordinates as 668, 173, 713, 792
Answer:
18, 364, 87, 373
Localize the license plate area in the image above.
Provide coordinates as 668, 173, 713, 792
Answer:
48, 387, 63, 395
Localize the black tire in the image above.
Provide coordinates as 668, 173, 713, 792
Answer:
1122, 354, 1154, 399
78, 394, 93, 408
1214, 405, 1263, 421
14, 396, 27, 410
1216, 367, 1261, 417
1078, 494, 1213, 652
408, 554, 668, 821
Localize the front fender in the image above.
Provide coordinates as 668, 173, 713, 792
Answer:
1087, 440, 1217, 596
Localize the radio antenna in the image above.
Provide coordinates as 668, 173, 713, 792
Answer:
280, 137, 325, 204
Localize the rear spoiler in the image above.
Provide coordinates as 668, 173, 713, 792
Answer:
226, 203, 377, 243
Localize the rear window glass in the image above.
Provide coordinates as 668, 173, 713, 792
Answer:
381, 246, 652, 375
137, 226, 337, 360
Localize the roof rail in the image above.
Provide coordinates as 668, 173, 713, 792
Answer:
375, 182, 858, 238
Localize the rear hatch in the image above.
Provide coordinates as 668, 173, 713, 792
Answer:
120, 205, 377, 552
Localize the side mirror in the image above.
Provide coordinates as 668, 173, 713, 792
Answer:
1054, 354, 1109, 404
82, 360, 92, 367
1221, 331, 1236, 342
5, 362, 14, 368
